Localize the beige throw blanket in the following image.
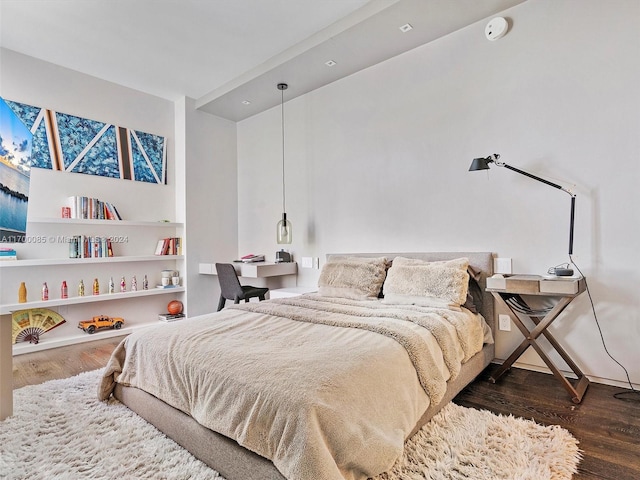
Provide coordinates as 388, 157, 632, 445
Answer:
99, 295, 487, 480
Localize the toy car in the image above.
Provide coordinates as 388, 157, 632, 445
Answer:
78, 315, 124, 334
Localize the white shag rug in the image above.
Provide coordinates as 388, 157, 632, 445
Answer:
0, 369, 581, 480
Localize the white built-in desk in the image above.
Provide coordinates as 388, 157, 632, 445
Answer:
199, 261, 297, 278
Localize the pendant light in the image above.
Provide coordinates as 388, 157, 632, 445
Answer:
276, 83, 292, 244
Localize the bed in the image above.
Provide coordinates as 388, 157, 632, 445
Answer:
99, 252, 495, 480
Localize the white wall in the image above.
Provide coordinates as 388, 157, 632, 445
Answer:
178, 97, 239, 316
237, 0, 640, 388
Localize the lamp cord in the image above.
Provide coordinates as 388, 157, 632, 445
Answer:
570, 255, 640, 402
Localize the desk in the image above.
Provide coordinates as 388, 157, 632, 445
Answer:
487, 275, 589, 403
199, 262, 297, 278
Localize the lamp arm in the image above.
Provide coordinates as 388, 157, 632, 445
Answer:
493, 158, 576, 255
499, 162, 569, 193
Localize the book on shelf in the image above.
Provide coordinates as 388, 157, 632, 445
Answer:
158, 312, 185, 322
154, 237, 182, 256
0, 248, 17, 259
66, 196, 122, 220
68, 235, 114, 259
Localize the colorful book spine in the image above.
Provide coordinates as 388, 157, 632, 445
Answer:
65, 196, 122, 220
68, 235, 115, 258
154, 237, 183, 256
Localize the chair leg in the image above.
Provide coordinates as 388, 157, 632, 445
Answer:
217, 296, 226, 312
258, 295, 265, 301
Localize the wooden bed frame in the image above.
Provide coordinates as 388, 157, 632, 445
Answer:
114, 252, 495, 480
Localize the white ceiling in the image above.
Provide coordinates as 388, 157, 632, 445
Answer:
0, 0, 526, 121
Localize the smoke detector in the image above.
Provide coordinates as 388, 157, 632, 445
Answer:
485, 17, 508, 41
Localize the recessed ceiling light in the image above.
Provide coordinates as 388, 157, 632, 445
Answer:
325, 60, 337, 67
241, 100, 251, 105
399, 23, 413, 33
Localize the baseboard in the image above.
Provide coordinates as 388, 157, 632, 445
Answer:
491, 359, 639, 391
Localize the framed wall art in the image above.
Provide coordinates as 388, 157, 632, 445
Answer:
4, 98, 167, 185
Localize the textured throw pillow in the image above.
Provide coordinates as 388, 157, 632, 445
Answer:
464, 265, 483, 314
382, 257, 470, 307
318, 256, 389, 300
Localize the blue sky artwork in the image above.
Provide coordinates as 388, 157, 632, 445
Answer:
0, 97, 31, 241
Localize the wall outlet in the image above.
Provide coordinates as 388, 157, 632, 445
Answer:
301, 257, 313, 269
499, 314, 512, 331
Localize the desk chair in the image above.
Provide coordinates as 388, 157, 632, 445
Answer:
215, 263, 269, 311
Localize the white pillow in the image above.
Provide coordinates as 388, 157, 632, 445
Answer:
382, 257, 470, 307
317, 256, 388, 300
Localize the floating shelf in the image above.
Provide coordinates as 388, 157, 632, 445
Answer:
1, 286, 185, 315
0, 255, 184, 268
11, 320, 167, 355
28, 217, 183, 227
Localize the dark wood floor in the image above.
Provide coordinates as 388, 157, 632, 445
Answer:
12, 337, 640, 479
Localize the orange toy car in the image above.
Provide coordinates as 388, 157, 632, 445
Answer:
78, 315, 124, 334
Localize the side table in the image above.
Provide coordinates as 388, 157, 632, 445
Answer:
487, 274, 589, 403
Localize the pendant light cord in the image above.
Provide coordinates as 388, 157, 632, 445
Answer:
281, 86, 286, 214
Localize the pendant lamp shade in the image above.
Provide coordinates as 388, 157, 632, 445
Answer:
276, 83, 292, 244
277, 212, 292, 244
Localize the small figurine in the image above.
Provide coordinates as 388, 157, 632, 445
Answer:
18, 282, 27, 303
93, 278, 100, 295
61, 281, 68, 299
120, 276, 126, 293
142, 274, 149, 290
131, 275, 137, 291
109, 276, 115, 294
78, 279, 85, 297
42, 282, 49, 301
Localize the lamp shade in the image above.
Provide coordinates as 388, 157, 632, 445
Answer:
469, 157, 492, 171
277, 212, 292, 244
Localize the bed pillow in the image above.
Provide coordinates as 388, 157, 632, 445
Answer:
382, 256, 470, 308
317, 256, 389, 300
464, 264, 483, 314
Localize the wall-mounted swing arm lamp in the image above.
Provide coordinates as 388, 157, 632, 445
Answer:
469, 154, 576, 259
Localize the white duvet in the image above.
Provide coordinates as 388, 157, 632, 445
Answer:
99, 294, 490, 480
